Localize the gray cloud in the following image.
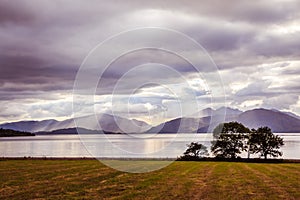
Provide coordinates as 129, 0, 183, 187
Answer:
248, 33, 300, 58
0, 1, 34, 24
0, 0, 300, 122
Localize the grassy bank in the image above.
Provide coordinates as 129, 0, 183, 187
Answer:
0, 160, 299, 199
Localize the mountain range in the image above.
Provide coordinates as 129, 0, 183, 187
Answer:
0, 113, 150, 134
1, 107, 300, 133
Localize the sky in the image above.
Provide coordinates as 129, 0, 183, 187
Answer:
0, 0, 300, 124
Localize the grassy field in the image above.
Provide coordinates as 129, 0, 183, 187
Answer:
0, 159, 299, 199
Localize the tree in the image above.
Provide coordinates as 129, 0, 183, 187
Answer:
211, 122, 250, 159
211, 132, 246, 158
248, 126, 284, 159
178, 142, 208, 160
213, 121, 251, 138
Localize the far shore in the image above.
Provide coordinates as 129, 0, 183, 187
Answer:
1, 157, 300, 163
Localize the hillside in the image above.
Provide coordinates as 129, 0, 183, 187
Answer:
0, 128, 35, 137
147, 117, 209, 133
1, 108, 300, 133
237, 108, 300, 132
0, 114, 150, 134
148, 108, 300, 133
35, 127, 124, 135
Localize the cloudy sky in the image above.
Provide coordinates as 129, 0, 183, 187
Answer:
1, 0, 300, 124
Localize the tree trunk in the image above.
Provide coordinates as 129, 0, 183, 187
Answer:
247, 145, 250, 159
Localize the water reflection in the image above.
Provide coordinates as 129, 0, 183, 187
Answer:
0, 133, 299, 159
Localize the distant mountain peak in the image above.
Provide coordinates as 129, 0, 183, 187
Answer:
1, 108, 300, 133
0, 113, 150, 133
237, 108, 300, 132
202, 107, 214, 112
146, 107, 300, 133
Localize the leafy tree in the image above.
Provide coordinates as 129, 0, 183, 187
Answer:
213, 121, 251, 137
184, 142, 208, 157
211, 132, 246, 158
248, 126, 284, 159
211, 122, 250, 158
178, 142, 208, 160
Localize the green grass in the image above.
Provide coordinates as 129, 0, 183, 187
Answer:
0, 160, 299, 199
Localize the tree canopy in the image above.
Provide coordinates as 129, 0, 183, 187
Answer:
213, 121, 251, 138
248, 126, 284, 159
178, 142, 208, 160
211, 122, 284, 159
211, 122, 250, 158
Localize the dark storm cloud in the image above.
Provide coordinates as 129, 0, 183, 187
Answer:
0, 0, 300, 122
248, 33, 300, 58
0, 54, 76, 89
1, 0, 299, 80
0, 90, 63, 101
183, 20, 256, 52
0, 1, 135, 101
0, 1, 34, 24
99, 49, 195, 79
0, 0, 115, 26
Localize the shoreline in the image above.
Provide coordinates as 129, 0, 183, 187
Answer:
1, 157, 300, 163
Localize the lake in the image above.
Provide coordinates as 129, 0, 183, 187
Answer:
0, 133, 299, 159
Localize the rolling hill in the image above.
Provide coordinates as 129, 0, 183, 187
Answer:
0, 114, 150, 133
147, 108, 300, 133
237, 108, 300, 132
1, 108, 300, 133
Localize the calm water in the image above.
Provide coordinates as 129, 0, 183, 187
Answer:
0, 133, 299, 159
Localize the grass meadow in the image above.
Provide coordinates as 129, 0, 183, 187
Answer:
0, 159, 299, 199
